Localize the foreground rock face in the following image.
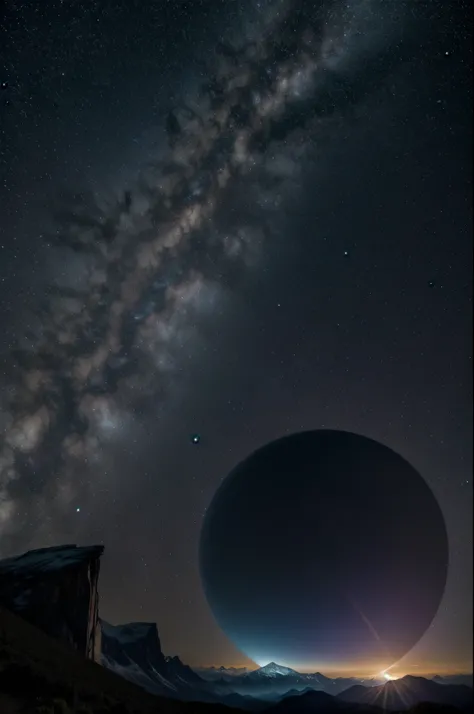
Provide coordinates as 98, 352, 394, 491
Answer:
0, 603, 234, 714
0, 544, 104, 661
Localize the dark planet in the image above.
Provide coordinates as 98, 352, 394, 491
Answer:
199, 430, 448, 671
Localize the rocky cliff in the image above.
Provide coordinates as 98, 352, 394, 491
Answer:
100, 620, 172, 694
0, 544, 103, 661
100, 620, 206, 697
99, 620, 257, 710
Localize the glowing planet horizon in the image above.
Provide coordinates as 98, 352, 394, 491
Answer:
199, 430, 449, 671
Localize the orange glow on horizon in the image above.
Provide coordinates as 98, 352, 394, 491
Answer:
193, 659, 473, 678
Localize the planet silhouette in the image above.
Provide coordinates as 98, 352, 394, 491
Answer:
199, 430, 448, 671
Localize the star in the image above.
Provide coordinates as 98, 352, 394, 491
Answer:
191, 434, 201, 444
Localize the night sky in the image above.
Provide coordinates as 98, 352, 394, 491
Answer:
0, 0, 472, 676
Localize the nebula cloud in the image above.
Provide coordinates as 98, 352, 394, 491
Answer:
0, 0, 409, 545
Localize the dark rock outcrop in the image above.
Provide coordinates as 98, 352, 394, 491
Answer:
99, 620, 260, 709
100, 620, 205, 697
0, 603, 235, 714
165, 654, 205, 686
100, 620, 173, 695
0, 544, 103, 661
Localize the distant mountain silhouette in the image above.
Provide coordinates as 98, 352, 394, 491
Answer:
431, 675, 473, 689
265, 688, 349, 712
217, 662, 365, 698
266, 687, 469, 714
338, 675, 473, 711
196, 665, 252, 681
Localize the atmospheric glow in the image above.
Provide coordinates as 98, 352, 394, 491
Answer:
381, 669, 398, 681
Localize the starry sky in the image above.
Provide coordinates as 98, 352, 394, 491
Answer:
0, 0, 472, 676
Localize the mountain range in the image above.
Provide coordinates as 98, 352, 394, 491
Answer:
0, 543, 472, 713
100, 619, 265, 710
432, 675, 473, 688
99, 629, 473, 713
212, 662, 375, 697
337, 676, 473, 712
195, 665, 253, 681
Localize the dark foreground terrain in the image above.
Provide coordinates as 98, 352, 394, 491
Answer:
0, 604, 231, 714
0, 596, 471, 714
0, 599, 470, 714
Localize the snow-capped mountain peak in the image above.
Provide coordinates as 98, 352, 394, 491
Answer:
254, 662, 297, 677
